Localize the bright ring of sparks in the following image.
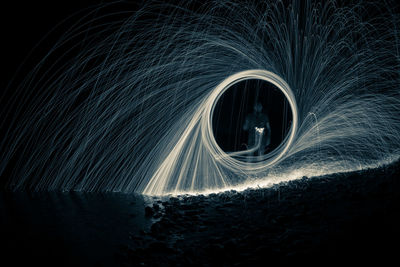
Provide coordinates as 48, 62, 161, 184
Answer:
202, 69, 298, 174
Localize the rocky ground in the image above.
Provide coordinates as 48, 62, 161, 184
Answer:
119, 161, 400, 266
1, 161, 399, 266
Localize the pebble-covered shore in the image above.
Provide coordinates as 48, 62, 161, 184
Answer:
120, 161, 400, 266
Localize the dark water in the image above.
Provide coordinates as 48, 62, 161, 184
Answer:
0, 192, 152, 266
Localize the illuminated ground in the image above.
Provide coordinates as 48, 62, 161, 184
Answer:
121, 161, 400, 266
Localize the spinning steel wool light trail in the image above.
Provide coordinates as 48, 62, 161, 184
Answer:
1, 0, 399, 195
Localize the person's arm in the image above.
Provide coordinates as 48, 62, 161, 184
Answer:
265, 121, 271, 146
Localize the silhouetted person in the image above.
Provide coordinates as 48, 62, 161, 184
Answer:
243, 102, 271, 157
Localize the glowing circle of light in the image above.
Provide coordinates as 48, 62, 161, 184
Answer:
202, 70, 298, 174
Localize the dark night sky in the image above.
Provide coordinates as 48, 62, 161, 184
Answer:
2, 1, 112, 90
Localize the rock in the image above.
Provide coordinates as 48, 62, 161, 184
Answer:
148, 242, 173, 253
144, 206, 154, 217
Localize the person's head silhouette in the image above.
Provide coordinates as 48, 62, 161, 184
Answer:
254, 102, 263, 113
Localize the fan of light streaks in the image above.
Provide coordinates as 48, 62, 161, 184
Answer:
1, 0, 399, 195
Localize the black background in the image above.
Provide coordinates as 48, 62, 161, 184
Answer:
1, 1, 399, 266
2, 1, 100, 89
